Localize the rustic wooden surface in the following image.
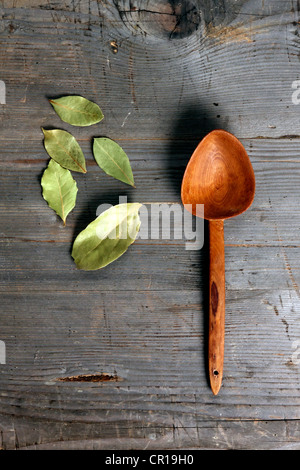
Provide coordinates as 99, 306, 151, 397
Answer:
0, 0, 300, 450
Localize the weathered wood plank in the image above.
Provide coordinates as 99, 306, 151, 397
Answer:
1, 240, 300, 292
0, 289, 299, 403
0, 1, 299, 140
0, 0, 300, 450
0, 151, 299, 247
1, 414, 300, 450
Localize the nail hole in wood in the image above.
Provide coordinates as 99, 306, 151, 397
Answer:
110, 41, 118, 54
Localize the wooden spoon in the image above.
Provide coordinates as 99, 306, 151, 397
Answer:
181, 129, 255, 395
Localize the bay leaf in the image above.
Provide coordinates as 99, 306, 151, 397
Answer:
42, 128, 87, 173
41, 159, 78, 225
72, 203, 142, 270
49, 95, 104, 127
93, 137, 135, 187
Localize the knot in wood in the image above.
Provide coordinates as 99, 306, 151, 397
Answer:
115, 0, 201, 40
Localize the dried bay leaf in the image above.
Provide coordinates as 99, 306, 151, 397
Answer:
93, 137, 135, 187
41, 159, 78, 225
72, 203, 142, 270
49, 95, 104, 127
42, 128, 87, 173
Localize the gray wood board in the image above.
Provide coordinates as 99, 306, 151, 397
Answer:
0, 0, 300, 450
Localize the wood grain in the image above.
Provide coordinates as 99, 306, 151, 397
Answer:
0, 0, 300, 450
208, 220, 225, 395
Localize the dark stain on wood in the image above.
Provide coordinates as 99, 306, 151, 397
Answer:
211, 281, 218, 316
57, 373, 121, 383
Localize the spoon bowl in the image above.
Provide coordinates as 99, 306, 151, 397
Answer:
181, 129, 255, 394
181, 129, 255, 220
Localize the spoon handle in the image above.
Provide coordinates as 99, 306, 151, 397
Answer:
209, 219, 225, 395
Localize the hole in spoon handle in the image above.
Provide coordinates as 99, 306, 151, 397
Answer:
208, 219, 225, 395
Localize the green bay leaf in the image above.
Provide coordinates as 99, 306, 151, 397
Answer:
93, 137, 135, 187
41, 159, 78, 225
42, 128, 87, 173
72, 203, 142, 270
49, 95, 104, 127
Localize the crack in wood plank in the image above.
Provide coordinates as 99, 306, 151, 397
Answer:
57, 373, 121, 382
